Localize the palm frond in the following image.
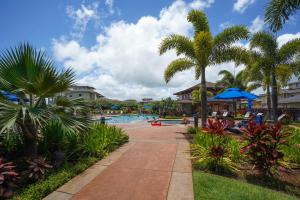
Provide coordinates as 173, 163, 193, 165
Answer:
212, 47, 249, 65
250, 32, 278, 56
164, 58, 195, 83
187, 10, 210, 34
158, 34, 195, 59
213, 26, 249, 50
194, 31, 213, 67
265, 0, 300, 32
278, 38, 300, 63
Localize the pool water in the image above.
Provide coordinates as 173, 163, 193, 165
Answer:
105, 114, 158, 124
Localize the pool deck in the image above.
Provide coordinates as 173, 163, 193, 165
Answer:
44, 122, 194, 200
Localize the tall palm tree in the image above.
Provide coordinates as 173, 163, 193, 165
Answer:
159, 10, 249, 127
216, 70, 248, 91
265, 0, 300, 32
0, 43, 90, 157
249, 32, 300, 121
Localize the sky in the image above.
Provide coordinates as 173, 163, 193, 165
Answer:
1, 0, 300, 100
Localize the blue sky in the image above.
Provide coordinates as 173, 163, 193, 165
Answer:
1, 0, 300, 100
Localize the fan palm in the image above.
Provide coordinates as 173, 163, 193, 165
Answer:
249, 32, 300, 121
265, 0, 300, 32
159, 10, 249, 127
0, 43, 90, 157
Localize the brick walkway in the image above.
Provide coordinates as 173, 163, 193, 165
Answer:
44, 122, 194, 200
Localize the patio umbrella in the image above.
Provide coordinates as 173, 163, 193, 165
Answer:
0, 91, 28, 102
214, 88, 258, 111
111, 105, 120, 110
143, 105, 152, 109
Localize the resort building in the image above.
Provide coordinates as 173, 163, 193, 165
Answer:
260, 81, 300, 109
173, 82, 233, 115
60, 85, 104, 101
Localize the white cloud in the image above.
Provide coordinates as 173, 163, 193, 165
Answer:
233, 0, 255, 13
189, 0, 215, 9
277, 32, 300, 47
219, 21, 232, 30
53, 0, 256, 100
66, 3, 100, 40
105, 0, 114, 14
249, 16, 264, 33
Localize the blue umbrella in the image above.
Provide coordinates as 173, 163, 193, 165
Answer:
111, 105, 120, 110
214, 88, 257, 100
143, 105, 152, 109
1, 91, 29, 102
214, 88, 257, 111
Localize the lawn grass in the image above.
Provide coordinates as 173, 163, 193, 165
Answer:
193, 171, 298, 200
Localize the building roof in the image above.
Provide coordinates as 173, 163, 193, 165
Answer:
173, 82, 222, 95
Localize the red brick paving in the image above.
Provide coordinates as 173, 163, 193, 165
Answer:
71, 122, 190, 200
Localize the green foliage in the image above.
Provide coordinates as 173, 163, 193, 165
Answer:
0, 131, 23, 153
187, 126, 198, 134
70, 124, 129, 159
12, 157, 97, 200
190, 121, 242, 173
216, 70, 248, 91
193, 171, 298, 200
265, 0, 300, 32
281, 127, 300, 164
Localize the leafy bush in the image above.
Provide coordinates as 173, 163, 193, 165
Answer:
281, 127, 300, 164
0, 131, 23, 155
190, 119, 241, 173
240, 122, 290, 176
12, 157, 97, 200
71, 124, 128, 159
187, 126, 198, 134
25, 156, 53, 181
0, 158, 18, 199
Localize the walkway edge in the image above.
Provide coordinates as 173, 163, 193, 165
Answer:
43, 141, 134, 200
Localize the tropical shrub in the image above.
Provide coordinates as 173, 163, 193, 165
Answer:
240, 122, 290, 176
0, 43, 90, 157
25, 156, 53, 181
0, 158, 18, 198
187, 126, 198, 134
71, 124, 128, 159
190, 119, 240, 173
281, 128, 300, 164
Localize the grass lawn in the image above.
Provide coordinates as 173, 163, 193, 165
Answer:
193, 171, 298, 200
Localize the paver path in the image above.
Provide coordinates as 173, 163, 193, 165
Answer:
44, 122, 194, 200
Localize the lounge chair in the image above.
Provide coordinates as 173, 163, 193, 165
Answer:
211, 112, 217, 118
244, 111, 251, 120
222, 111, 228, 118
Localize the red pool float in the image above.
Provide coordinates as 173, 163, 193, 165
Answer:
151, 121, 161, 126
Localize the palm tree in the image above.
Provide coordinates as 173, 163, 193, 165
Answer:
216, 70, 248, 91
0, 43, 90, 157
249, 32, 300, 121
159, 10, 249, 127
265, 0, 300, 32
191, 86, 213, 105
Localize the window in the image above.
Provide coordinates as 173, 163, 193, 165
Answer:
79, 93, 82, 97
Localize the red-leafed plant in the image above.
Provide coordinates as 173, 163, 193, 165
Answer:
240, 121, 289, 176
191, 119, 237, 173
25, 156, 53, 180
0, 158, 18, 198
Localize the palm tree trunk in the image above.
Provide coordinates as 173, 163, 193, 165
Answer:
271, 70, 278, 122
266, 85, 271, 119
201, 65, 207, 128
20, 122, 38, 157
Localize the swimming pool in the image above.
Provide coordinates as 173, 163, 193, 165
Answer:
105, 114, 158, 124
